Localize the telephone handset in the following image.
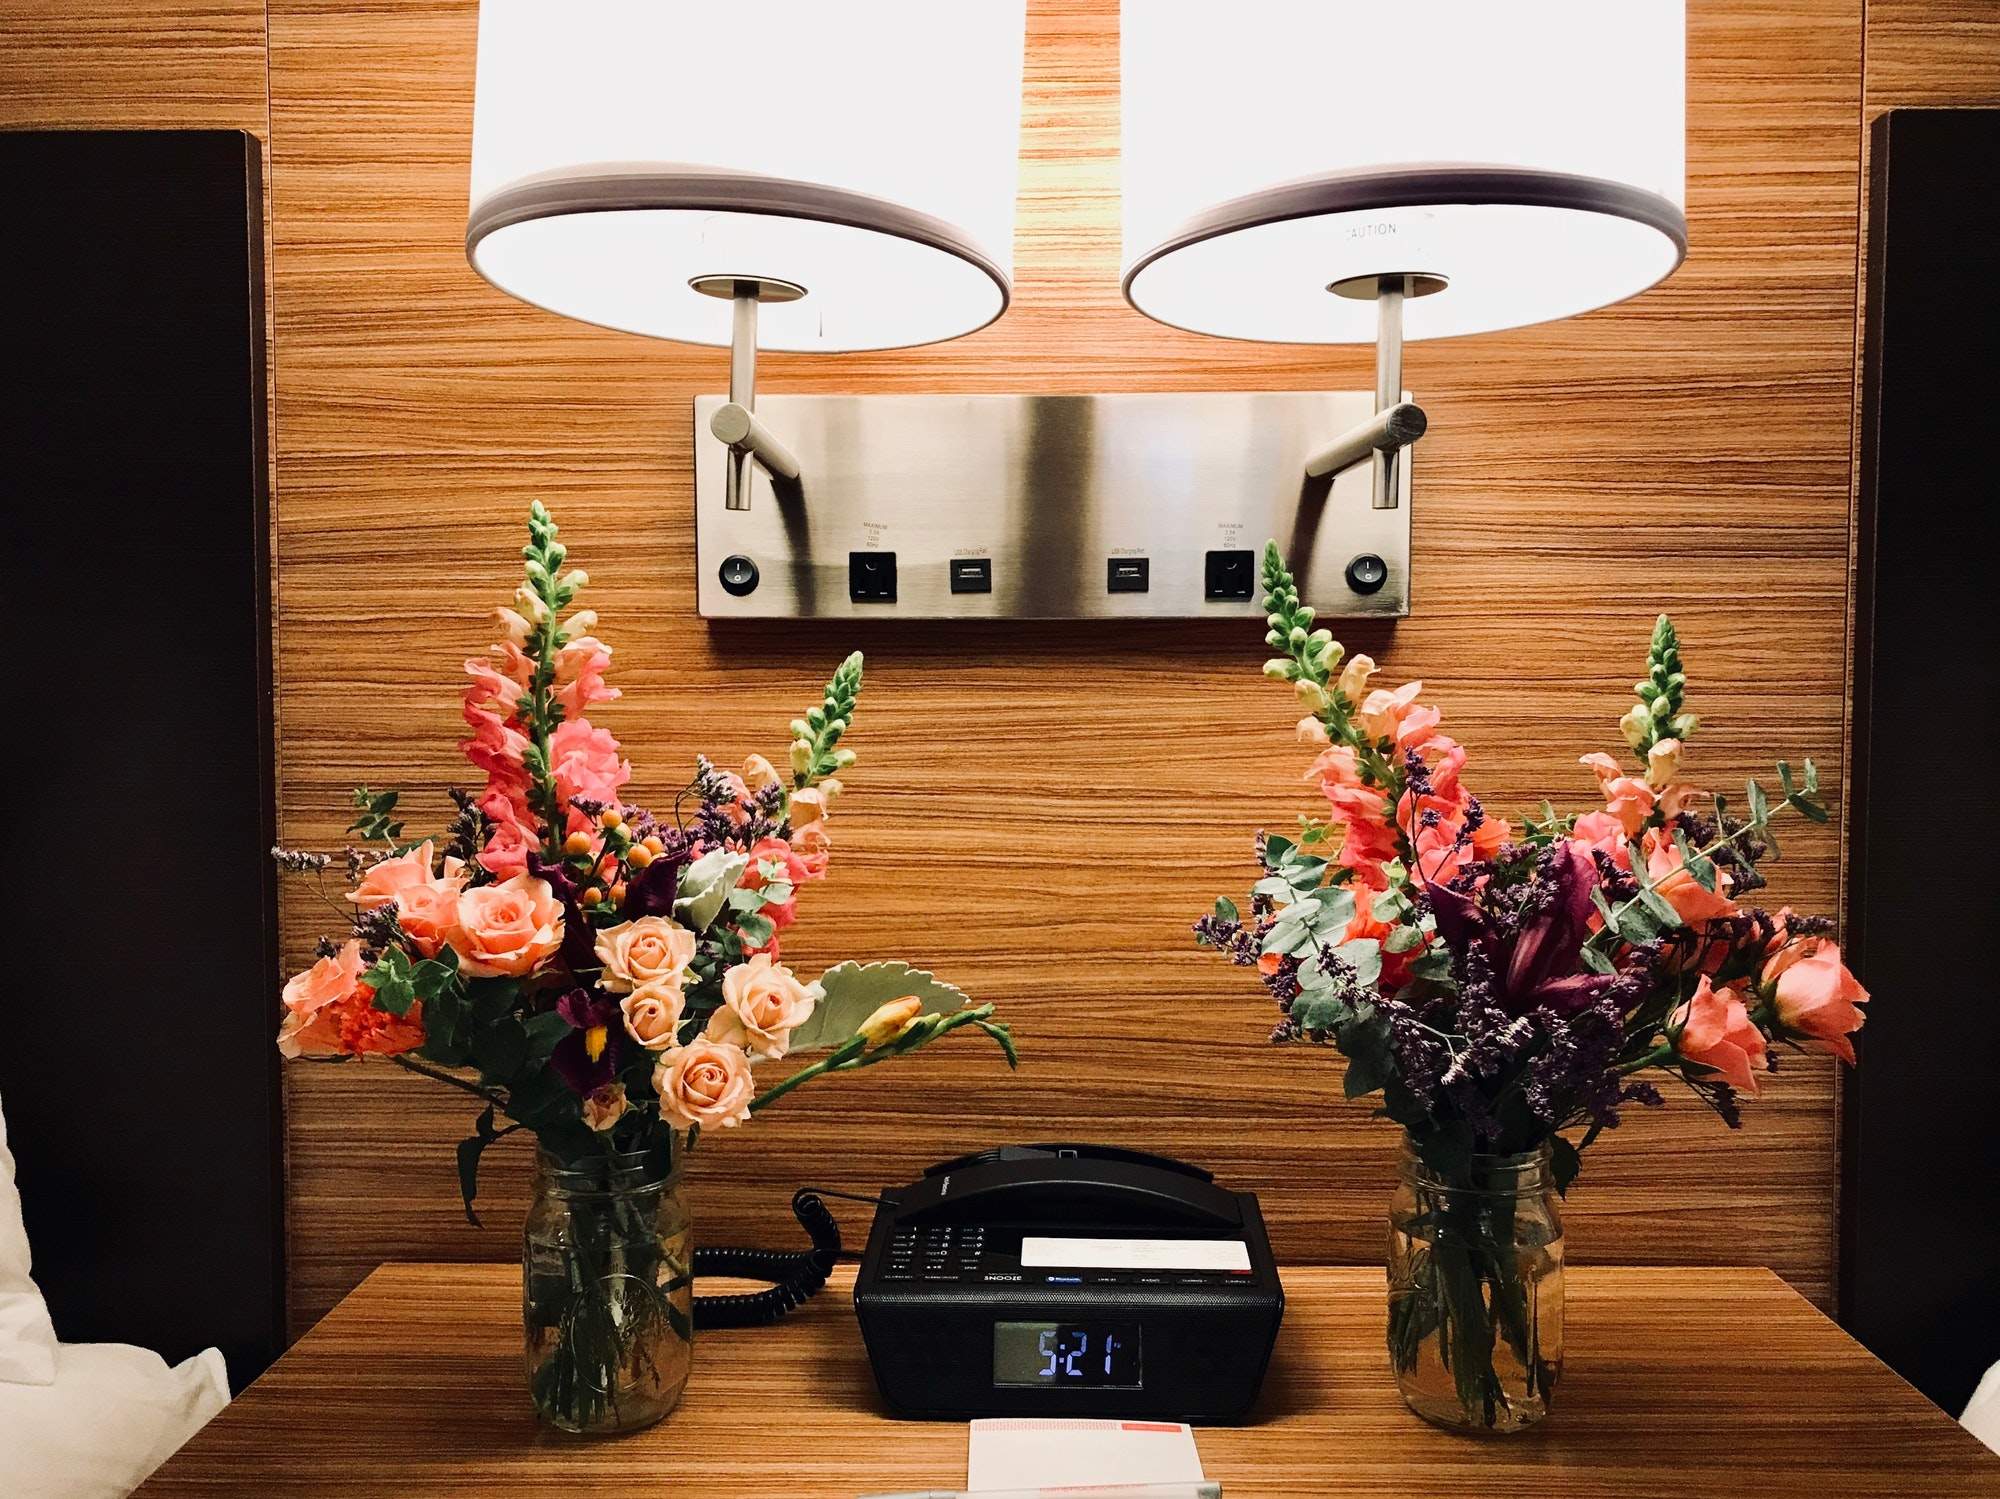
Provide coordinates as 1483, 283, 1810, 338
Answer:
891, 1142, 1245, 1231
694, 1145, 1252, 1331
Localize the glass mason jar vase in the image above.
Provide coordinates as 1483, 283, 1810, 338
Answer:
1386, 1138, 1564, 1434
522, 1146, 694, 1435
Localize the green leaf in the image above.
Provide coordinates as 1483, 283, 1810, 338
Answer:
675, 848, 747, 932
523, 1010, 570, 1066
786, 960, 973, 1052
1579, 944, 1616, 976
1637, 887, 1682, 931
1777, 760, 1796, 797
1410, 948, 1455, 983
455, 1104, 508, 1227
1794, 795, 1829, 825
471, 1017, 528, 1084
362, 948, 418, 1016
1550, 1135, 1582, 1197
1334, 937, 1382, 987
1213, 896, 1239, 924
735, 911, 775, 946
1804, 757, 1820, 793
1746, 777, 1770, 828
411, 955, 458, 1002
1383, 925, 1425, 954
1291, 992, 1351, 1032
1261, 834, 1296, 868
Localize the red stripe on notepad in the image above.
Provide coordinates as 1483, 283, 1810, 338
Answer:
1120, 1421, 1184, 1432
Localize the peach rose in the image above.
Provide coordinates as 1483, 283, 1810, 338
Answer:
447, 874, 564, 978
1763, 938, 1868, 1064
581, 1083, 629, 1133
619, 979, 686, 1051
1643, 828, 1740, 930
393, 880, 462, 959
705, 952, 820, 1059
653, 1040, 755, 1130
1672, 976, 1767, 1094
278, 940, 369, 1058
593, 915, 697, 994
349, 840, 455, 910
277, 939, 424, 1059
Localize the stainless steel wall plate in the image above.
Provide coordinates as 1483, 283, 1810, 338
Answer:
692, 391, 1411, 620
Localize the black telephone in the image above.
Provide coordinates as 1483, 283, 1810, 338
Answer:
852, 1143, 1284, 1421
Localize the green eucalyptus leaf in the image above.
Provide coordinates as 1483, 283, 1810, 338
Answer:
1213, 896, 1239, 924
1334, 937, 1382, 986
785, 960, 973, 1053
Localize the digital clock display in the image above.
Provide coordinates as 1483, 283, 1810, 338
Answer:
993, 1321, 1143, 1389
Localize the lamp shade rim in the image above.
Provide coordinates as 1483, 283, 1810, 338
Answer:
1122, 164, 1688, 343
466, 163, 1013, 351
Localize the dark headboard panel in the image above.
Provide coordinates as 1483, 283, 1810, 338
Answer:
3, 129, 282, 1389
1844, 108, 2000, 1415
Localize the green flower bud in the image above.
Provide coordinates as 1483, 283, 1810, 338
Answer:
1265, 630, 1284, 648
1263, 658, 1295, 681
1287, 626, 1307, 648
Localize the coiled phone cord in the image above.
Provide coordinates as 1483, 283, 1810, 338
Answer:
689, 1187, 849, 1329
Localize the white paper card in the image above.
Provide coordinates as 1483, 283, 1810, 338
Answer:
967, 1417, 1205, 1490
1018, 1236, 1251, 1272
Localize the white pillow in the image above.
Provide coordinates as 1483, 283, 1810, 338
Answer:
0, 1341, 229, 1498
0, 1089, 59, 1385
1965, 1360, 2000, 1458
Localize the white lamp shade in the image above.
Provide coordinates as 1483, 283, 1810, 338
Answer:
1121, 1, 1687, 343
468, 1, 1026, 352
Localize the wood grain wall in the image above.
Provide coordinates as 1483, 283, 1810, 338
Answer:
7, 0, 1914, 1332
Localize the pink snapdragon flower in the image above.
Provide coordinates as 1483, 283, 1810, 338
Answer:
549, 718, 631, 832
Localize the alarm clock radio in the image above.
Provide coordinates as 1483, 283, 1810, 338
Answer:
853, 1144, 1284, 1422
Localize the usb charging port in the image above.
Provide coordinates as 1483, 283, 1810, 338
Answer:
950, 558, 992, 594
1107, 557, 1150, 593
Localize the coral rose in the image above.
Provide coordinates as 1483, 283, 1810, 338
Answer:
619, 979, 686, 1051
706, 952, 820, 1059
1643, 828, 1739, 930
593, 915, 697, 994
447, 874, 564, 977
653, 1040, 756, 1130
1672, 976, 1767, 1094
1763, 938, 1868, 1064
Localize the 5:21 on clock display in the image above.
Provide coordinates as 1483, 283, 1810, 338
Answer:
992, 1321, 1143, 1389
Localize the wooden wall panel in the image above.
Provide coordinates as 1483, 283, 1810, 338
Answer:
249, 0, 1860, 1328
0, 1, 265, 132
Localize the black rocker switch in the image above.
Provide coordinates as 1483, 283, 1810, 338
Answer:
849, 550, 897, 603
1107, 557, 1150, 593
1204, 548, 1256, 600
1345, 552, 1389, 595
949, 558, 993, 594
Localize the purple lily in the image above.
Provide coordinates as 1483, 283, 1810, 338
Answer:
1429, 841, 1612, 1017
550, 986, 622, 1095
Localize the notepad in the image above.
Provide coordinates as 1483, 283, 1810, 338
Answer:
967, 1417, 1206, 1490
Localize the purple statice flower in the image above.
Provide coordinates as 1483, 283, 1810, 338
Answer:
1191, 913, 1261, 968
550, 987, 621, 1096
1429, 841, 1612, 1018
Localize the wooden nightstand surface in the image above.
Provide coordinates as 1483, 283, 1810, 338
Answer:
137, 1263, 2000, 1496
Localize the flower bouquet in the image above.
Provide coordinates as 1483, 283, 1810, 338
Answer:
273, 502, 1015, 1434
1197, 544, 1863, 1434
